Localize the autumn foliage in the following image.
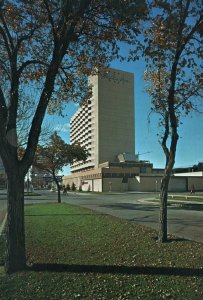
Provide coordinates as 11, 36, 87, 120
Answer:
142, 0, 203, 242
34, 132, 88, 202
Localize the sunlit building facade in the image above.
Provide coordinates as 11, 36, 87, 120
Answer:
70, 68, 135, 173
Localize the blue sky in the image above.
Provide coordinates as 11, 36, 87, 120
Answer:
46, 45, 203, 175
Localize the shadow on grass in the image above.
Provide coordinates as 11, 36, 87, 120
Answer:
29, 263, 203, 277
25, 213, 105, 217
24, 199, 56, 201
152, 236, 188, 243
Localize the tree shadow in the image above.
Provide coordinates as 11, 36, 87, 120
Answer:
25, 213, 105, 217
24, 199, 56, 201
29, 263, 203, 277
152, 236, 188, 243
170, 203, 203, 211
100, 203, 158, 211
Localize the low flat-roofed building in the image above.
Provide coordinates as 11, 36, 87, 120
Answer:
63, 160, 153, 192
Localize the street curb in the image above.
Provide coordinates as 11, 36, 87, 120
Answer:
0, 213, 7, 236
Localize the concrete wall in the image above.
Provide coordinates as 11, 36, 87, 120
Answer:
101, 175, 203, 193
81, 179, 103, 192
188, 177, 203, 191
168, 177, 187, 192
63, 170, 103, 192
81, 180, 92, 191
63, 175, 81, 190
71, 68, 135, 172
128, 175, 187, 192
89, 74, 99, 167
128, 177, 140, 191
103, 178, 128, 192
98, 69, 135, 164
137, 176, 162, 192
63, 172, 203, 193
93, 179, 102, 192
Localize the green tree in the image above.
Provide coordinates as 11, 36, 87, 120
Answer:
71, 182, 76, 192
143, 0, 202, 242
34, 132, 88, 203
0, 0, 147, 273
66, 183, 71, 191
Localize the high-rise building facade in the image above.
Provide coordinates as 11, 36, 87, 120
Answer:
70, 68, 135, 172
64, 68, 156, 192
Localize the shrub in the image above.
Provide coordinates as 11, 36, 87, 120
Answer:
71, 182, 76, 191
47, 184, 52, 190
63, 184, 71, 194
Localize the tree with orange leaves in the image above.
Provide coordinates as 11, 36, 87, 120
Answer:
142, 0, 202, 242
34, 132, 88, 203
0, 0, 147, 273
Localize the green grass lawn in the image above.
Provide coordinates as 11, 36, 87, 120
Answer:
167, 195, 203, 202
154, 194, 203, 203
0, 203, 203, 300
24, 192, 41, 196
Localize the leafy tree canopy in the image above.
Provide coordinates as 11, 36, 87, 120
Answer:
0, 0, 149, 274
143, 0, 202, 124
138, 0, 203, 242
0, 0, 147, 175
34, 132, 89, 175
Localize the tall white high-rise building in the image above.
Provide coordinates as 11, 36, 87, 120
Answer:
64, 68, 154, 192
70, 68, 135, 172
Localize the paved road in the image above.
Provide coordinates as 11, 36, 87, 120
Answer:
61, 192, 203, 244
1, 190, 203, 243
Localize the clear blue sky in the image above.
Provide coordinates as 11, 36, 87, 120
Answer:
46, 44, 203, 175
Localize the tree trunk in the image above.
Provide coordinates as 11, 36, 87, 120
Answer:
159, 128, 178, 243
56, 182, 61, 204
5, 169, 26, 273
158, 175, 170, 242
53, 173, 61, 203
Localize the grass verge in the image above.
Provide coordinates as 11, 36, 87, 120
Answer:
154, 195, 203, 203
24, 192, 41, 196
0, 203, 203, 300
168, 195, 203, 202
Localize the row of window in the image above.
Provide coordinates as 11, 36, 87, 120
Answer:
81, 173, 102, 180
102, 173, 139, 178
72, 159, 94, 168
71, 107, 92, 126
71, 129, 92, 142
77, 173, 140, 180
71, 122, 92, 136
71, 114, 92, 128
